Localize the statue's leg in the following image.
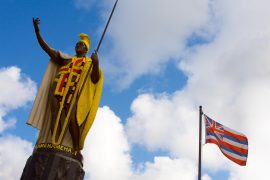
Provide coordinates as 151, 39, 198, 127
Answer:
50, 82, 63, 137
69, 105, 80, 151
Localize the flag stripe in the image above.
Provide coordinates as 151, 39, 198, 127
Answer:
220, 144, 248, 157
206, 132, 216, 137
222, 141, 248, 154
206, 131, 223, 141
206, 135, 221, 145
225, 126, 246, 137
206, 139, 220, 146
223, 138, 248, 150
206, 140, 247, 166
221, 150, 247, 166
223, 134, 248, 145
221, 148, 248, 162
224, 129, 248, 141
206, 136, 219, 142
206, 139, 248, 160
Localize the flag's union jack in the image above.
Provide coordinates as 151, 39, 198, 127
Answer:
204, 115, 248, 166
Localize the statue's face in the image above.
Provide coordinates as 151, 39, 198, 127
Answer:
75, 41, 87, 56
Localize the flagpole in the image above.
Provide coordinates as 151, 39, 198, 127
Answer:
198, 106, 203, 180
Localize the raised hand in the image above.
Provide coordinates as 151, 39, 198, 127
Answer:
90, 51, 100, 83
91, 51, 99, 67
32, 17, 40, 32
32, 17, 56, 59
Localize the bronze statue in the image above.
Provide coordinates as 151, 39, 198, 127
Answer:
21, 18, 103, 180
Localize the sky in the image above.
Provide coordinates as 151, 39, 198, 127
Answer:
0, 0, 270, 179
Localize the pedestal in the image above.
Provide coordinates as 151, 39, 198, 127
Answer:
21, 147, 85, 180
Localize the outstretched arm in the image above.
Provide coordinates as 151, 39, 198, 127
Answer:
90, 51, 100, 84
33, 17, 59, 60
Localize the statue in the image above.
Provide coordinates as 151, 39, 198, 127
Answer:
20, 18, 103, 180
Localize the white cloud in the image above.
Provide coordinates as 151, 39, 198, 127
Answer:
130, 157, 197, 180
82, 106, 132, 180
101, 0, 210, 89
0, 114, 16, 133
126, 92, 198, 158
0, 66, 36, 133
202, 174, 212, 180
82, 106, 206, 180
0, 66, 36, 179
0, 135, 33, 180
0, 66, 36, 110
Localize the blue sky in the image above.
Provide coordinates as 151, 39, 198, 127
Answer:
1, 0, 270, 179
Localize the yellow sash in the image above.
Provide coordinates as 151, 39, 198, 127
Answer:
51, 56, 103, 149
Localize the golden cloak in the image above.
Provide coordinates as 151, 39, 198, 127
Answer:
27, 52, 103, 150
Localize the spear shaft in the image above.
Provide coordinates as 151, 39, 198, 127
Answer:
96, 0, 119, 52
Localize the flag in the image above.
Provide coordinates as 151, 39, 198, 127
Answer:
204, 115, 248, 166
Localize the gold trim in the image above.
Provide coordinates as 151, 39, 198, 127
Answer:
35, 143, 78, 155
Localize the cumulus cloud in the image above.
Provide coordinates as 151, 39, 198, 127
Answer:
99, 0, 210, 89
0, 66, 36, 179
82, 106, 132, 180
0, 66, 36, 133
0, 66, 36, 110
202, 174, 212, 180
126, 93, 198, 158
131, 157, 197, 180
83, 106, 207, 180
0, 111, 16, 133
0, 135, 33, 180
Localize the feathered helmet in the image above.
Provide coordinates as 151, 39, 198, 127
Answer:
79, 33, 90, 52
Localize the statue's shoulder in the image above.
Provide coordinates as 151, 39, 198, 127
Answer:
59, 51, 72, 60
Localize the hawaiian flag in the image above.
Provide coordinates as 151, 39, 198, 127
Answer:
204, 115, 248, 166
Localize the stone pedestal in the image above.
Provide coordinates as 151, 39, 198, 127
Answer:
21, 147, 84, 180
